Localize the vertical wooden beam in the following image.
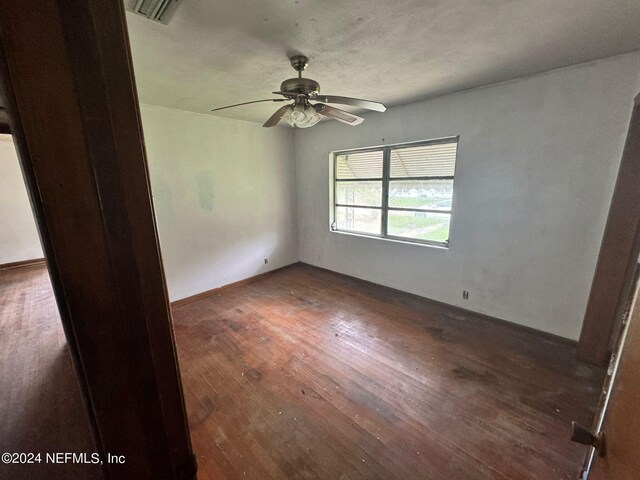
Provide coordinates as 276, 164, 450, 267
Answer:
0, 1, 196, 479
578, 95, 640, 365
589, 274, 640, 478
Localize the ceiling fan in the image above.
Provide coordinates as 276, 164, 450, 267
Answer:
211, 55, 386, 128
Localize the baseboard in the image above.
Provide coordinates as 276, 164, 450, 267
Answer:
169, 259, 577, 347
170, 262, 301, 309
0, 257, 46, 270
299, 262, 578, 348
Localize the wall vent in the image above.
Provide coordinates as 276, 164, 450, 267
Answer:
126, 0, 183, 25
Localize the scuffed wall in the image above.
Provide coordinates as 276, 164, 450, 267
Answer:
294, 52, 640, 340
140, 105, 299, 301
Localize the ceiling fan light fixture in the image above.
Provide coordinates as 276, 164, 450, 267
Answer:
287, 103, 321, 128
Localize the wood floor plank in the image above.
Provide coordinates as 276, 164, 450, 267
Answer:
0, 265, 102, 480
1, 263, 604, 480
173, 264, 605, 480
216, 305, 489, 479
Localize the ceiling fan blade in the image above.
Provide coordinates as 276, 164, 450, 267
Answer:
314, 103, 364, 126
263, 104, 292, 128
314, 95, 386, 112
211, 98, 286, 112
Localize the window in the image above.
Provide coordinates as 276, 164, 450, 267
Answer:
331, 137, 458, 247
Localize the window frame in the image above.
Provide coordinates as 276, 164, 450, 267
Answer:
331, 136, 459, 248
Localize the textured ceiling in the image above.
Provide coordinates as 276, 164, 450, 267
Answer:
125, 0, 640, 126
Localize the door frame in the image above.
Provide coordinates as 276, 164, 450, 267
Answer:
579, 93, 640, 477
578, 93, 640, 365
0, 1, 196, 478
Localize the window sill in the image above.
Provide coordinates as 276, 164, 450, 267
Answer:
329, 229, 449, 250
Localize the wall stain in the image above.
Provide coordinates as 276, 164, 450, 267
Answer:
196, 170, 215, 212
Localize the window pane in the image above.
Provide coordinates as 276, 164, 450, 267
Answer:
336, 150, 383, 179
390, 141, 457, 177
336, 206, 381, 235
336, 181, 382, 207
388, 179, 453, 210
387, 210, 450, 243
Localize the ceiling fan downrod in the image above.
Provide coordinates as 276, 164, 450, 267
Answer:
290, 55, 308, 79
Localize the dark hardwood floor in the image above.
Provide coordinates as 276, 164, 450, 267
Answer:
173, 263, 604, 480
0, 265, 101, 480
1, 263, 604, 479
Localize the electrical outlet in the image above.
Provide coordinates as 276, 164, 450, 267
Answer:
463, 290, 469, 300
264, 258, 268, 264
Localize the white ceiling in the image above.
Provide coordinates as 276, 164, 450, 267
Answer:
125, 0, 640, 125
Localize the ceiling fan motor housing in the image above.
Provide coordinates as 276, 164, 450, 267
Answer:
280, 77, 320, 97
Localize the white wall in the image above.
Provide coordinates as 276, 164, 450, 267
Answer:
0, 135, 43, 264
140, 104, 298, 302
294, 52, 640, 340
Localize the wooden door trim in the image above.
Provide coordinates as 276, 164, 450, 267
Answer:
578, 93, 640, 365
585, 263, 640, 478
0, 1, 195, 478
